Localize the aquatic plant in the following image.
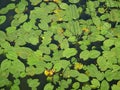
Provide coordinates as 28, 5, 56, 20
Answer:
0, 0, 120, 90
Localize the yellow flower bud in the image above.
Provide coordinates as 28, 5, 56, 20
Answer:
82, 28, 89, 32
74, 63, 83, 70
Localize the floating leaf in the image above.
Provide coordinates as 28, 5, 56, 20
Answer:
15, 47, 33, 59
30, 0, 42, 5
72, 82, 80, 89
86, 64, 104, 81
82, 85, 91, 90
1, 59, 11, 71
39, 45, 50, 54
64, 5, 79, 21
38, 21, 49, 30
89, 50, 100, 59
100, 80, 109, 90
103, 38, 115, 48
97, 56, 108, 71
80, 50, 89, 60
68, 0, 80, 3
53, 60, 70, 72
11, 14, 28, 26
92, 16, 101, 27
59, 3, 68, 9
0, 16, 6, 25
98, 7, 105, 14
76, 73, 89, 82
27, 78, 40, 88
112, 85, 120, 90
63, 48, 77, 58
0, 31, 6, 41
11, 84, 20, 90
44, 83, 54, 90
91, 79, 100, 89
60, 39, 69, 49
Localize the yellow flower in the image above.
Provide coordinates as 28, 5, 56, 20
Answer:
44, 70, 50, 76
82, 28, 89, 32
44, 69, 55, 76
74, 63, 83, 70
53, 0, 61, 3
44, 0, 49, 2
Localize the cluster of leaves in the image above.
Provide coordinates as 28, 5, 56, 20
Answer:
0, 0, 120, 90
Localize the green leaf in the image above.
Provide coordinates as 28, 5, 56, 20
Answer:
98, 8, 105, 14
89, 50, 100, 59
100, 80, 109, 90
0, 16, 6, 25
63, 48, 77, 58
91, 79, 100, 89
103, 39, 115, 48
0, 31, 6, 41
112, 85, 120, 90
97, 56, 108, 71
59, 80, 69, 89
53, 60, 70, 72
11, 84, 20, 90
14, 79, 20, 85
11, 14, 28, 26
1, 59, 11, 71
9, 60, 25, 78
82, 85, 91, 90
86, 64, 104, 81
30, 0, 42, 5
49, 44, 58, 51
15, 47, 33, 59
69, 70, 80, 77
6, 50, 18, 60
27, 78, 40, 88
38, 21, 49, 30
64, 5, 79, 21
80, 50, 89, 60
60, 39, 69, 49
76, 73, 89, 82
39, 45, 50, 54
59, 3, 68, 9
104, 70, 120, 81
72, 82, 80, 89
68, 36, 77, 42
68, 0, 80, 3
15, 0, 28, 13
22, 22, 32, 32
0, 4, 15, 14
92, 16, 101, 27
44, 83, 54, 90
28, 36, 39, 45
